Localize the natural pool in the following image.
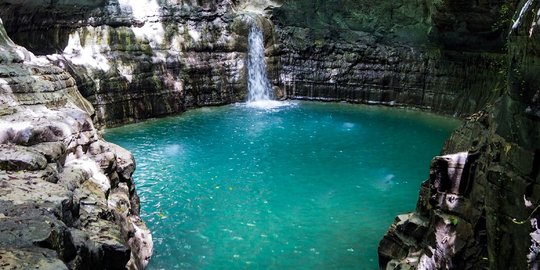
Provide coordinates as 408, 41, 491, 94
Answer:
105, 102, 460, 270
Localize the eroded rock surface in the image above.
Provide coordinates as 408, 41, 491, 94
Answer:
270, 0, 513, 116
379, 0, 540, 268
0, 18, 152, 269
0, 0, 515, 126
0, 0, 536, 269
0, 0, 283, 126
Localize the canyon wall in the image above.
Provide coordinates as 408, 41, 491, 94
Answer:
0, 0, 513, 126
0, 19, 152, 269
0, 0, 264, 126
270, 0, 512, 116
378, 0, 540, 269
0, 0, 537, 269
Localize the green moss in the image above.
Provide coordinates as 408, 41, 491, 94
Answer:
493, 2, 515, 32
151, 74, 162, 88
108, 28, 140, 51
448, 215, 459, 226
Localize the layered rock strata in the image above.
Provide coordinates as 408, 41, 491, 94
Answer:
270, 0, 513, 116
0, 0, 514, 124
0, 0, 282, 126
0, 18, 152, 269
272, 40, 505, 116
0, 0, 536, 269
378, 0, 540, 268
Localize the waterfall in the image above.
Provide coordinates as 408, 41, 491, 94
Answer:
247, 24, 273, 103
245, 21, 293, 109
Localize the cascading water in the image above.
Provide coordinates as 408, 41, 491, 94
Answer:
245, 23, 290, 109
247, 25, 273, 103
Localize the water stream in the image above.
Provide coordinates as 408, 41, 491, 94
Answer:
247, 24, 272, 103
245, 22, 288, 110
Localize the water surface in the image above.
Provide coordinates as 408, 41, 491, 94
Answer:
105, 102, 460, 270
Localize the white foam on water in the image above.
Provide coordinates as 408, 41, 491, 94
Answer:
163, 144, 183, 156
245, 100, 295, 110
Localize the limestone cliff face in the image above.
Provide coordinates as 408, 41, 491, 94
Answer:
0, 0, 514, 124
378, 0, 540, 269
0, 18, 152, 269
268, 0, 514, 116
0, 0, 536, 269
0, 0, 271, 126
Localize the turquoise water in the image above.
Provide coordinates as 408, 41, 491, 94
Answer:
104, 102, 459, 270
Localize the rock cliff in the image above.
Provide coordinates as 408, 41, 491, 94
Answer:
0, 0, 514, 126
270, 0, 512, 116
0, 0, 280, 126
378, 0, 540, 269
0, 0, 537, 269
0, 18, 152, 269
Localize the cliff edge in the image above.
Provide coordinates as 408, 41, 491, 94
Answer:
0, 17, 153, 269
378, 0, 540, 268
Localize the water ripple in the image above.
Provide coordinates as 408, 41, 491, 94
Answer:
105, 102, 459, 270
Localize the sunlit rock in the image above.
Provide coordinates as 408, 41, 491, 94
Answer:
0, 18, 152, 269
